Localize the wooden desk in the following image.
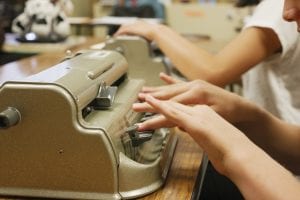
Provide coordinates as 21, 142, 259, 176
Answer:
3, 33, 91, 54
0, 36, 101, 84
140, 131, 202, 200
0, 36, 204, 200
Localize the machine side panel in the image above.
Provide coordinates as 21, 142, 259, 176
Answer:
0, 83, 120, 199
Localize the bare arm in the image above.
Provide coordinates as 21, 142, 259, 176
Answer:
225, 134, 300, 200
236, 107, 300, 174
143, 95, 300, 200
115, 22, 281, 86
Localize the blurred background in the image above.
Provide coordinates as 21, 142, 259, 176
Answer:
0, 0, 253, 65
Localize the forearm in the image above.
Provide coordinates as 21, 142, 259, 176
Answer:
234, 100, 300, 173
187, 108, 300, 199
224, 140, 300, 200
152, 26, 277, 86
152, 25, 222, 82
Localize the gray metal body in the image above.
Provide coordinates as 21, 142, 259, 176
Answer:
0, 50, 177, 199
104, 36, 173, 86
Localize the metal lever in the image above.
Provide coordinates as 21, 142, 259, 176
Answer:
140, 112, 156, 122
125, 125, 154, 147
93, 81, 117, 109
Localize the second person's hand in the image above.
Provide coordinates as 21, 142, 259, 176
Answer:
114, 20, 160, 41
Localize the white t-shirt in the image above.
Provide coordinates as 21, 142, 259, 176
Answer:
242, 0, 300, 124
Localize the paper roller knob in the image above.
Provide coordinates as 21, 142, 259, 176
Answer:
0, 107, 21, 129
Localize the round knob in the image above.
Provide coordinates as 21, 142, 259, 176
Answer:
0, 107, 21, 129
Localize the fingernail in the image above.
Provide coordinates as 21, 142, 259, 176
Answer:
138, 93, 145, 98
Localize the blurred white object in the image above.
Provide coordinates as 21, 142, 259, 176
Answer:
12, 0, 72, 42
57, 0, 74, 16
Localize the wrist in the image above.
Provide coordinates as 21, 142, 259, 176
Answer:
150, 24, 167, 42
221, 135, 259, 179
234, 98, 278, 138
234, 96, 268, 123
147, 24, 159, 41
204, 133, 254, 179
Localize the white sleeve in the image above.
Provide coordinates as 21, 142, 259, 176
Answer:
243, 0, 298, 57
